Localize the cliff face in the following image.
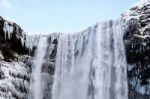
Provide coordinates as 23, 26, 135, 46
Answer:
0, 17, 32, 99
0, 17, 59, 99
122, 0, 150, 98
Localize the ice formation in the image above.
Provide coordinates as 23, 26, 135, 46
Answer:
3, 20, 40, 51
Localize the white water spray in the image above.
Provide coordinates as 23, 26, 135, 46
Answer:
52, 19, 128, 99
28, 36, 48, 99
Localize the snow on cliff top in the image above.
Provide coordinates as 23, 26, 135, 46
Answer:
122, 0, 150, 38
132, 0, 150, 8
122, 0, 150, 20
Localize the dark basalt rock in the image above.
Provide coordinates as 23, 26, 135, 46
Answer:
0, 17, 30, 58
123, 0, 150, 97
1, 45, 15, 62
9, 33, 29, 55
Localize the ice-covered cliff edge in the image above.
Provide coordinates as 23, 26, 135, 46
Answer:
0, 17, 59, 99
123, 0, 150, 98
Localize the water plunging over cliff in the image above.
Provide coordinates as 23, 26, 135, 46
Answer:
52, 19, 128, 99
28, 37, 48, 99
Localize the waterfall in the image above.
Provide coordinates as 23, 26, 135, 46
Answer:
52, 19, 128, 99
28, 36, 48, 99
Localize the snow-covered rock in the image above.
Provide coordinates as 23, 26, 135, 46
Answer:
0, 61, 30, 99
0, 16, 59, 99
0, 16, 40, 54
0, 17, 34, 99
123, 0, 150, 98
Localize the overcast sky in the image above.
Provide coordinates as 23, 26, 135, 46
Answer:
0, 0, 138, 34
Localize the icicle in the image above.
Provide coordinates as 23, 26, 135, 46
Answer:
24, 34, 40, 51
3, 21, 14, 40
21, 32, 25, 47
2, 20, 42, 52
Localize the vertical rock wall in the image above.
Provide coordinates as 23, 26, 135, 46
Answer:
123, 0, 150, 98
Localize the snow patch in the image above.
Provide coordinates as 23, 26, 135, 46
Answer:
132, 0, 150, 9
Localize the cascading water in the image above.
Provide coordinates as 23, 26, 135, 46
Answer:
28, 36, 48, 99
52, 19, 128, 99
